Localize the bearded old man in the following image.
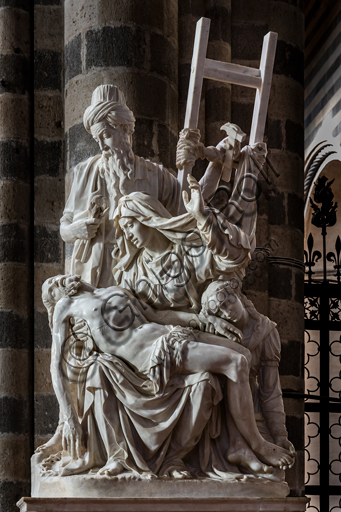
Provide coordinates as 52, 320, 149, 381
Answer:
60, 84, 236, 288
60, 85, 185, 287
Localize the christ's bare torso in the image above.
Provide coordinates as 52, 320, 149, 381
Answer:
55, 287, 171, 372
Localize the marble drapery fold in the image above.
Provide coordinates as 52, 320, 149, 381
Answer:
61, 155, 181, 287
113, 192, 252, 311
59, 349, 226, 477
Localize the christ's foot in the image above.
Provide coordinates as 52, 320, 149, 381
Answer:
160, 461, 192, 479
98, 461, 125, 476
253, 440, 295, 470
226, 445, 273, 475
275, 436, 296, 456
170, 468, 192, 479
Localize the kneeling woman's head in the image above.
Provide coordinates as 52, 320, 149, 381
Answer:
113, 192, 201, 270
118, 216, 161, 251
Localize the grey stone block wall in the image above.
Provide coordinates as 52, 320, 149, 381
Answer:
0, 3, 33, 511
64, 0, 179, 176
33, 0, 64, 451
63, 0, 179, 274
231, 0, 305, 496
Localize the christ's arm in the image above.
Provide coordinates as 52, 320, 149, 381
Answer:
51, 300, 84, 459
125, 292, 205, 330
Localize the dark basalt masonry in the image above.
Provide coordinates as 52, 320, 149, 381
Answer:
33, 9, 64, 512
0, 2, 33, 510
0, 1, 304, 510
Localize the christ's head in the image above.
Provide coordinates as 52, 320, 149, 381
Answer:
42, 274, 81, 330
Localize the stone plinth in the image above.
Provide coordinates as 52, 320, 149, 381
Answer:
17, 497, 309, 512
32, 473, 289, 499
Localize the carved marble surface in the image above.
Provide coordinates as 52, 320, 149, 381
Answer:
34, 84, 296, 496
18, 497, 310, 512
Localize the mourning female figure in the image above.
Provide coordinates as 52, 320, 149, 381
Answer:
112, 174, 252, 312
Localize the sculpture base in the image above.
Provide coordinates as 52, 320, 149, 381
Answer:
17, 497, 309, 512
31, 452, 290, 499
32, 474, 289, 499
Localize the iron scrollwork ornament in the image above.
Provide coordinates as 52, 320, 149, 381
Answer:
304, 233, 322, 283
327, 236, 341, 284
307, 176, 338, 282
310, 176, 338, 229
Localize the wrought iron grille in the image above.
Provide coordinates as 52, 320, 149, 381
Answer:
304, 177, 341, 512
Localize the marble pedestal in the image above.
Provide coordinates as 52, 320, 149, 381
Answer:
17, 497, 309, 512
31, 452, 291, 500
32, 474, 290, 500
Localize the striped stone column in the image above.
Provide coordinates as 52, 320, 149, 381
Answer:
204, 0, 231, 147
231, 0, 305, 496
64, 0, 179, 271
0, 1, 33, 510
33, 0, 64, 452
64, 0, 179, 174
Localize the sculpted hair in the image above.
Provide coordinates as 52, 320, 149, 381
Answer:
200, 279, 259, 322
42, 291, 55, 332
201, 280, 242, 316
42, 275, 81, 332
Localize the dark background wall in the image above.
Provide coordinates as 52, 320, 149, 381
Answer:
230, 0, 305, 495
33, 0, 64, 454
0, 1, 33, 509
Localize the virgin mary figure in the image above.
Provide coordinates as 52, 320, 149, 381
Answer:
112, 174, 252, 313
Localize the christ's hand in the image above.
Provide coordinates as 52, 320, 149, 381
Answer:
62, 416, 85, 460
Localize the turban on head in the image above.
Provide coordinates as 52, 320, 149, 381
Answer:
83, 84, 136, 134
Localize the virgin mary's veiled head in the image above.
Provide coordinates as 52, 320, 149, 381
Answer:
112, 192, 202, 271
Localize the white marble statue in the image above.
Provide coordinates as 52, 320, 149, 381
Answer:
60, 85, 180, 287
200, 280, 295, 456
60, 85, 228, 287
112, 174, 252, 310
38, 273, 294, 480
35, 83, 296, 494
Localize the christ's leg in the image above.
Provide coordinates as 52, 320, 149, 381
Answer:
182, 341, 294, 469
225, 410, 272, 474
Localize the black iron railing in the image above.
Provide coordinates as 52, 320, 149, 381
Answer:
304, 177, 341, 512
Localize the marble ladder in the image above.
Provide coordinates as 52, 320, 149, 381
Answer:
177, 16, 278, 191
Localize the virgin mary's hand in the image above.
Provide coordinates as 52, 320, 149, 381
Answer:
182, 174, 207, 224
